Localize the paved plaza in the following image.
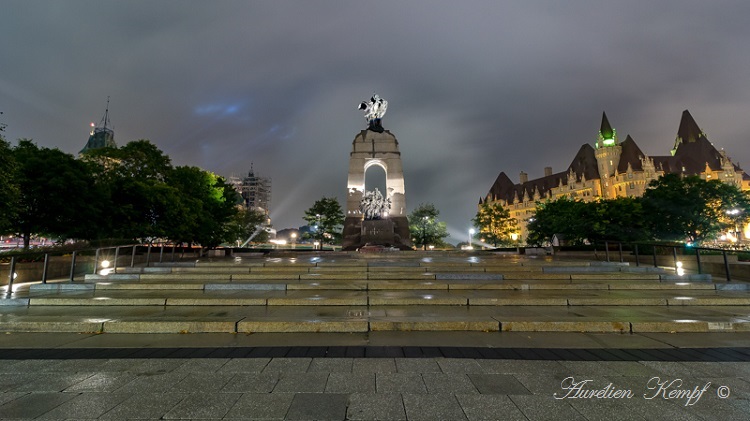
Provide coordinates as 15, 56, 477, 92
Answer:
0, 332, 749, 420
1, 253, 749, 419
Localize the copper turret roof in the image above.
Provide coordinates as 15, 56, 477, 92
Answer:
600, 112, 614, 140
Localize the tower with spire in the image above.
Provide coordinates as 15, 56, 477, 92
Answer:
79, 97, 116, 155
594, 112, 622, 198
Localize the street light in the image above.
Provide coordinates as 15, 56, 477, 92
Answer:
291, 232, 297, 249
421, 216, 429, 251
727, 208, 742, 242
468, 228, 475, 249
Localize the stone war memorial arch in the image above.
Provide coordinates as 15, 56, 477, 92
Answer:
342, 94, 412, 250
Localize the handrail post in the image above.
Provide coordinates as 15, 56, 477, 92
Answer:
604, 241, 610, 262
146, 244, 152, 266
7, 256, 16, 295
653, 245, 658, 268
131, 245, 137, 268
113, 246, 120, 274
695, 247, 702, 274
618, 242, 623, 263
723, 250, 731, 282
42, 253, 49, 284
171, 244, 176, 262
634, 244, 640, 267
159, 245, 164, 263
93, 248, 100, 274
672, 247, 678, 269
69, 251, 77, 282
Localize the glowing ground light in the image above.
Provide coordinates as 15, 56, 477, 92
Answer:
673, 296, 694, 300
100, 260, 111, 274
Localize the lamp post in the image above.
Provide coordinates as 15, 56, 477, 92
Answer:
291, 232, 297, 249
469, 228, 475, 249
727, 208, 742, 243
421, 216, 429, 251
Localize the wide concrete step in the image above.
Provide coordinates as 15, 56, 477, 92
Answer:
87, 271, 705, 284
1, 305, 749, 333
18, 288, 750, 307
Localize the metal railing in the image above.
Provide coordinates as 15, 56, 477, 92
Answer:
592, 240, 741, 281
2, 243, 200, 295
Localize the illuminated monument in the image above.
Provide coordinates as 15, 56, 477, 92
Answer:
342, 94, 412, 250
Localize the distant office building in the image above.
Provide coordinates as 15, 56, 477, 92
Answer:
80, 98, 116, 155
482, 110, 750, 243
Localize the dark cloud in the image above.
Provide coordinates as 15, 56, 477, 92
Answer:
2, 1, 750, 241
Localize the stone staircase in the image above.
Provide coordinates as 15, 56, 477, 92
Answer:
2, 253, 750, 334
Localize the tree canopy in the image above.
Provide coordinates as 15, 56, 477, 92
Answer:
526, 174, 750, 246
3, 138, 239, 249
303, 197, 345, 244
641, 174, 750, 244
472, 201, 517, 247
10, 140, 102, 248
408, 203, 449, 250
226, 207, 269, 246
0, 136, 19, 233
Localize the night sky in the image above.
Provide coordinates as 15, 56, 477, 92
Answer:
2, 1, 750, 243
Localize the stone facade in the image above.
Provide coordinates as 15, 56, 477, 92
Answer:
342, 129, 411, 250
483, 110, 750, 243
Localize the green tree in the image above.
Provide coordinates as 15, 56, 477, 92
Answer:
641, 174, 750, 244
303, 197, 345, 244
225, 207, 269, 246
526, 197, 591, 246
408, 203, 449, 250
165, 166, 238, 249
81, 140, 178, 242
11, 139, 101, 248
592, 197, 649, 242
0, 135, 18, 234
472, 201, 517, 247
82, 139, 172, 181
